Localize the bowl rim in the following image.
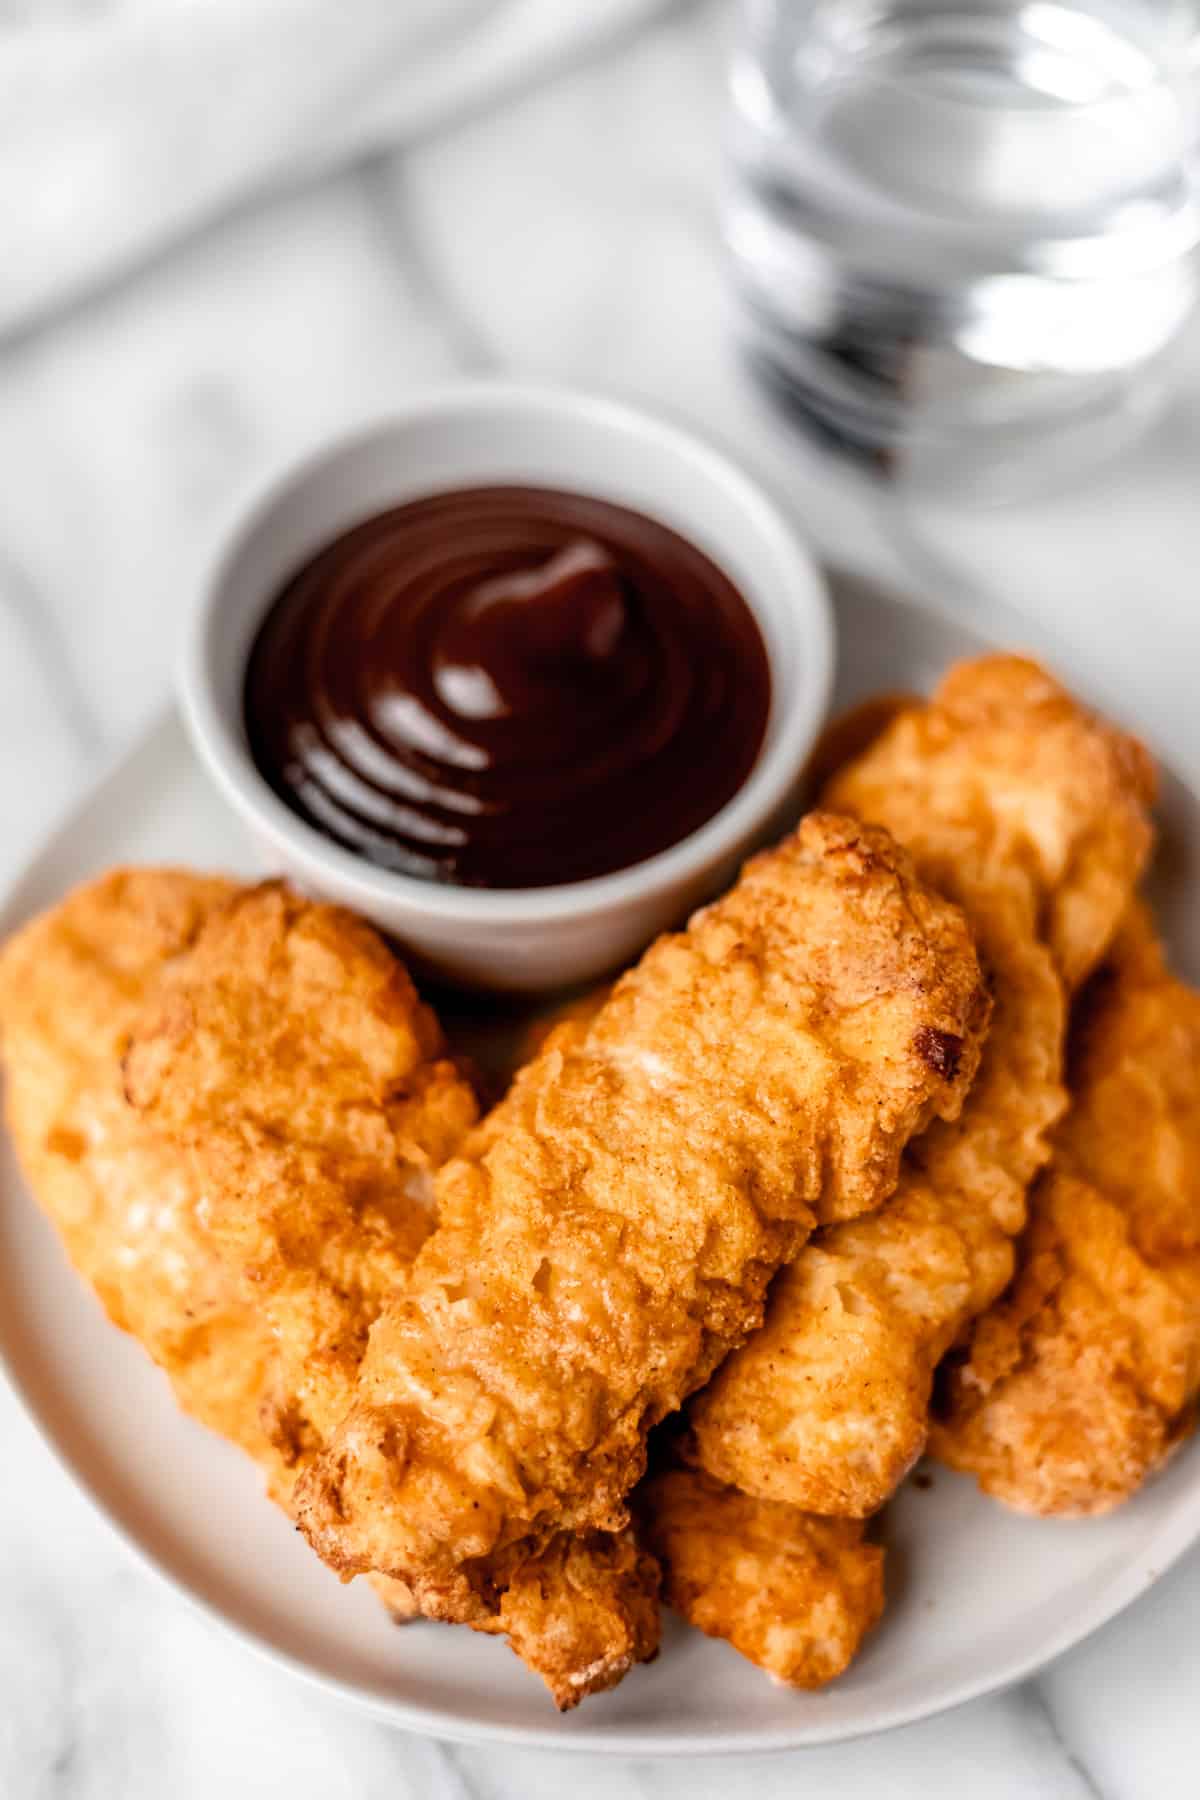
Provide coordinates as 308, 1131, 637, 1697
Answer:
178, 380, 835, 926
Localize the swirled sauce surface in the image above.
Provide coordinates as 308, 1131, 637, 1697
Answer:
243, 486, 771, 889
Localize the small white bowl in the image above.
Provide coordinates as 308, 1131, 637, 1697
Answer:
178, 383, 834, 991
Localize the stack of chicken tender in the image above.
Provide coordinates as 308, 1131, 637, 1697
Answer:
3, 654, 1197, 1709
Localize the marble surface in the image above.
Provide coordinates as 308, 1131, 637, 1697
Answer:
3, 1, 1200, 1793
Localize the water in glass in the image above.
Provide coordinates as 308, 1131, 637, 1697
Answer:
727, 0, 1200, 488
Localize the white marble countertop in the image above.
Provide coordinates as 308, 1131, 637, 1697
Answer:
4, 2, 1200, 1794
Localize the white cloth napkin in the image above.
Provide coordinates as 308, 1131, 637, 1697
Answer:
0, 0, 671, 337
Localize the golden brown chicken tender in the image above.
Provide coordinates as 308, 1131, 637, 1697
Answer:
639, 1467, 884, 1688
475, 1528, 661, 1709
0, 871, 271, 1444
296, 812, 989, 1621
2, 871, 659, 1697
122, 882, 478, 1458
0, 870, 420, 1621
0, 870, 477, 1519
932, 906, 1200, 1514
689, 658, 1156, 1518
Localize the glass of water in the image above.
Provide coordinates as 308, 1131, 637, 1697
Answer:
727, 0, 1200, 492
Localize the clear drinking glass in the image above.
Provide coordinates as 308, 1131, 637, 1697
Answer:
726, 0, 1200, 492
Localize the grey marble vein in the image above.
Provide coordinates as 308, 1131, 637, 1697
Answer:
427, 1739, 484, 1800
344, 1727, 488, 1800
24, 1594, 79, 1800
360, 156, 502, 375
155, 373, 258, 515
4, 1567, 163, 1800
0, 545, 105, 755
552, 0, 710, 80
1019, 1683, 1108, 1800
363, 0, 710, 147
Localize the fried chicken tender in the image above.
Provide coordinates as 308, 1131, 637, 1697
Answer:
932, 906, 1200, 1514
0, 870, 272, 1446
122, 882, 477, 1460
530, 994, 887, 1693
639, 1467, 884, 1688
689, 658, 1156, 1518
472, 1527, 661, 1709
1, 872, 659, 1694
0, 874, 476, 1593
296, 811, 989, 1622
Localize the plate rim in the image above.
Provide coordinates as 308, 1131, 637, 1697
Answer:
3, 578, 1199, 1756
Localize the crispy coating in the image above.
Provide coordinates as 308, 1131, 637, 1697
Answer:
297, 812, 989, 1614
932, 907, 1200, 1514
690, 658, 1156, 1517
123, 882, 477, 1455
639, 1468, 884, 1688
519, 948, 914, 1694
515, 985, 610, 1066
0, 872, 656, 1695
0, 869, 475, 1505
382, 1523, 662, 1706
472, 1529, 661, 1709
824, 657, 1155, 989
0, 870, 276, 1452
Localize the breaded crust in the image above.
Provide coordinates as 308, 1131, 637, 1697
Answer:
479, 1529, 661, 1709
123, 881, 477, 1452
0, 870, 274, 1457
1, 871, 656, 1699
932, 906, 1200, 1514
0, 872, 477, 1498
689, 657, 1156, 1517
639, 1467, 884, 1688
296, 811, 988, 1613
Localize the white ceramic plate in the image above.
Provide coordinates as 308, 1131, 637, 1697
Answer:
2, 576, 1199, 1756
